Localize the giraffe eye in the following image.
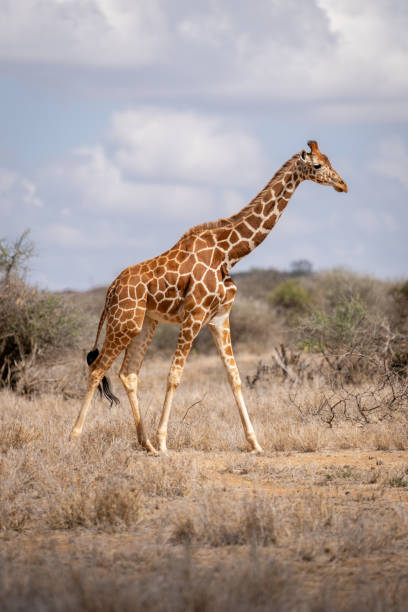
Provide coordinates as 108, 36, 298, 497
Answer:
313, 164, 322, 169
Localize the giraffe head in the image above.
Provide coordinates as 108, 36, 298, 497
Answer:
298, 140, 348, 193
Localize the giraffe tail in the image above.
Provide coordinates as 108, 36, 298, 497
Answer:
85, 282, 120, 406
86, 348, 120, 407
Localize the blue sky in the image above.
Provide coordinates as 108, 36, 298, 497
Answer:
1, 0, 407, 290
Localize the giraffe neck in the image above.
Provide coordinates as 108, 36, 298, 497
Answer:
224, 153, 303, 270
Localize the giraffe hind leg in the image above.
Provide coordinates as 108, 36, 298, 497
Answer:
87, 348, 119, 406
70, 338, 128, 439
119, 317, 158, 453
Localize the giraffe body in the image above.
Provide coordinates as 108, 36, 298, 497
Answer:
71, 141, 347, 453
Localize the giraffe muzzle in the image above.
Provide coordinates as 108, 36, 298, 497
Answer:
334, 179, 348, 193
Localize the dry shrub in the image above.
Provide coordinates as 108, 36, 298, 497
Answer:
286, 375, 408, 428
46, 478, 141, 530
0, 421, 41, 453
43, 452, 199, 531
95, 482, 141, 527
229, 295, 281, 351
265, 422, 323, 452
129, 454, 200, 498
168, 483, 408, 563
319, 462, 408, 488
172, 488, 276, 547
79, 420, 133, 456
287, 493, 408, 559
0, 279, 82, 392
0, 496, 30, 531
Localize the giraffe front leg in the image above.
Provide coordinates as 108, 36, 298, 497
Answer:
156, 316, 202, 453
209, 316, 263, 454
156, 375, 178, 454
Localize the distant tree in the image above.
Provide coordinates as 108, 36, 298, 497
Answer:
0, 229, 35, 285
290, 259, 313, 276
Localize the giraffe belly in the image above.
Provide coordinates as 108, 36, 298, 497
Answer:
146, 292, 186, 324
147, 310, 183, 324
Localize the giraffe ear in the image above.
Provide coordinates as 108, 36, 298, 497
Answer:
300, 149, 307, 161
307, 140, 320, 154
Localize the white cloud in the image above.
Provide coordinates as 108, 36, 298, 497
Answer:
220, 0, 408, 111
40, 108, 269, 220
169, 0, 408, 115
0, 167, 43, 213
110, 108, 267, 186
316, 0, 408, 97
41, 217, 152, 250
369, 136, 408, 190
20, 178, 43, 207
0, 0, 165, 66
1, 1, 407, 119
46, 143, 216, 218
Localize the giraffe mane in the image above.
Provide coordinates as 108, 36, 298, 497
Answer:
181, 218, 233, 238
181, 153, 299, 238
269, 153, 299, 183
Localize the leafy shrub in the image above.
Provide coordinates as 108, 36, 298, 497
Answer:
300, 296, 366, 353
390, 281, 408, 333
268, 279, 312, 317
297, 275, 408, 381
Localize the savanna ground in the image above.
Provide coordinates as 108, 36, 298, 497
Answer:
1, 351, 408, 612
1, 255, 408, 610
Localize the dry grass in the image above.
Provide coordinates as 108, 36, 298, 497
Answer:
1, 352, 408, 610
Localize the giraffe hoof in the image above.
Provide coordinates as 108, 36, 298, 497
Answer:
249, 445, 263, 455
146, 447, 159, 456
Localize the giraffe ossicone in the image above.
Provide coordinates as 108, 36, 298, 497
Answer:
70, 141, 347, 453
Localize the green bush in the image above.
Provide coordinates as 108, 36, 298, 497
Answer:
268, 280, 312, 314
296, 275, 408, 381
299, 296, 367, 353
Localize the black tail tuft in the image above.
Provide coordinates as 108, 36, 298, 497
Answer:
87, 348, 100, 365
101, 376, 120, 407
86, 348, 120, 407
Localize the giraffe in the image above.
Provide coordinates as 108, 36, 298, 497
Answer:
70, 140, 347, 453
